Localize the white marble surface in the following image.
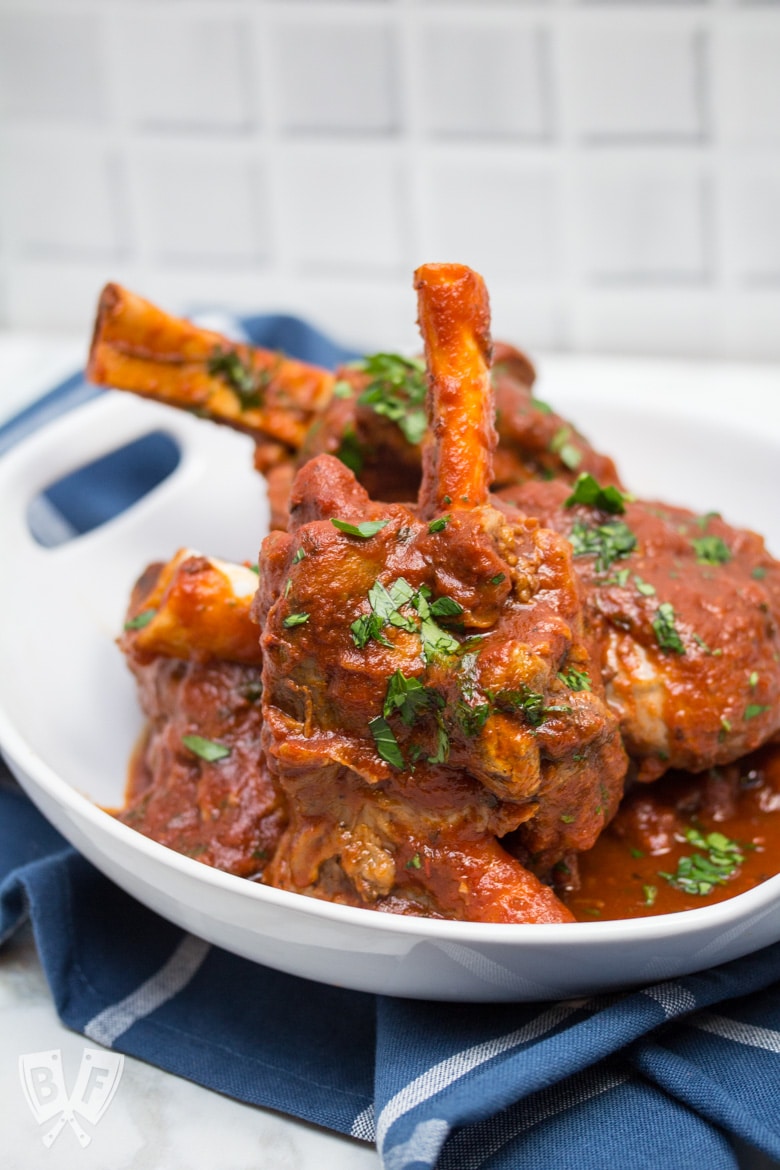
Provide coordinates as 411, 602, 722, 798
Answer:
0, 923, 380, 1170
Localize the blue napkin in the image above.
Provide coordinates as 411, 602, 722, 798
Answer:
1, 312, 780, 1170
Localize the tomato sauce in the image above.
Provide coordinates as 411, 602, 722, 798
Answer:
562, 743, 780, 920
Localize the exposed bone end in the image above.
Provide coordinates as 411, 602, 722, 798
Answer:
122, 549, 262, 665
414, 263, 497, 518
88, 283, 224, 377
414, 263, 492, 375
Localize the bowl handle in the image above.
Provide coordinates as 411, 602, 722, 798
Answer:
0, 394, 203, 568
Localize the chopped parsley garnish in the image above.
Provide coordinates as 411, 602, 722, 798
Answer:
549, 426, 583, 471
182, 735, 231, 762
207, 347, 266, 409
412, 589, 461, 661
332, 379, 353, 399
419, 618, 460, 661
406, 853, 422, 870
659, 828, 744, 896
602, 567, 631, 588
124, 608, 156, 631
292, 548, 306, 564
558, 667, 591, 691
569, 519, 637, 572
564, 473, 628, 515
428, 516, 451, 534
634, 576, 656, 597
331, 517, 389, 539
530, 397, 553, 414
351, 613, 391, 649
368, 716, 405, 769
745, 704, 769, 720
335, 429, 364, 474
691, 535, 732, 565
489, 573, 506, 586
695, 511, 721, 531
643, 885, 657, 907
752, 566, 767, 581
283, 612, 310, 628
383, 671, 432, 726
652, 602, 686, 654
354, 352, 428, 446
454, 701, 491, 737
749, 671, 759, 688
428, 596, 464, 619
351, 577, 461, 661
492, 686, 563, 728
427, 719, 450, 764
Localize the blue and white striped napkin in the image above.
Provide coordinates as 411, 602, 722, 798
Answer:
1, 313, 779, 1170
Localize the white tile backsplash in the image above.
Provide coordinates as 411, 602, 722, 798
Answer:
575, 163, 708, 279
271, 18, 398, 134
0, 1, 779, 362
0, 12, 105, 124
564, 21, 705, 141
279, 145, 406, 273
115, 14, 254, 133
1, 138, 123, 259
418, 22, 550, 140
720, 23, 780, 144
133, 146, 269, 266
422, 161, 558, 281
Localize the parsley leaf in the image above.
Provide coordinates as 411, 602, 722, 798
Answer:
351, 613, 392, 649
283, 612, 310, 629
124, 608, 157, 631
428, 516, 451, 534
492, 686, 547, 727
557, 667, 591, 691
207, 347, 266, 409
549, 426, 583, 471
564, 473, 628, 515
569, 519, 637, 572
331, 518, 389, 539
652, 602, 686, 654
355, 352, 428, 446
182, 735, 231, 762
383, 671, 432, 727
429, 596, 464, 619
369, 716, 405, 769
691, 535, 732, 565
420, 617, 459, 662
335, 429, 364, 474
659, 828, 744, 896
427, 719, 450, 764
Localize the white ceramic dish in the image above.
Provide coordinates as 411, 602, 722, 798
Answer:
1, 377, 779, 1003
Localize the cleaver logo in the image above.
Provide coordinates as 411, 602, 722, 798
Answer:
19, 1048, 124, 1149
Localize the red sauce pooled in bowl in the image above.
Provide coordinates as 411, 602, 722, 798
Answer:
562, 744, 780, 921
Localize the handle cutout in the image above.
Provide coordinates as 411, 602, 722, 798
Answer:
26, 430, 181, 548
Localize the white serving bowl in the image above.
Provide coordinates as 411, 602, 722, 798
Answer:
1, 365, 779, 1003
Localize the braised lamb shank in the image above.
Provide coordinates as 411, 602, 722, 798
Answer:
253, 264, 626, 922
